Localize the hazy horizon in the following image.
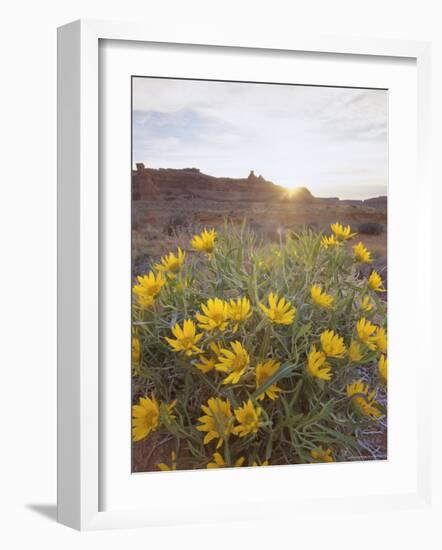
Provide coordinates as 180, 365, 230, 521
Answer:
133, 77, 388, 200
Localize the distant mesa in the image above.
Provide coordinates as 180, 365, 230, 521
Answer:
132, 164, 385, 208
316, 195, 387, 209
133, 164, 316, 204
362, 196, 388, 208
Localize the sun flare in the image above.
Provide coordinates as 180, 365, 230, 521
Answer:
281, 185, 314, 202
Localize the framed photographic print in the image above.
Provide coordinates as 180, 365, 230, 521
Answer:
57, 20, 432, 530
130, 76, 389, 473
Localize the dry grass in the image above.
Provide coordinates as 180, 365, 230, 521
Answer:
132, 198, 387, 264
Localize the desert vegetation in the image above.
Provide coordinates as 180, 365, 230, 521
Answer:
131, 222, 387, 472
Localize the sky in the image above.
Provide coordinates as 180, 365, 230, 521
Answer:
132, 77, 388, 200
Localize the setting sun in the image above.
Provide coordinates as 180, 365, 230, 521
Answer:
281, 186, 315, 202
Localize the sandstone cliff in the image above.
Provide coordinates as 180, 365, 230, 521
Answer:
132, 165, 315, 203
132, 164, 386, 210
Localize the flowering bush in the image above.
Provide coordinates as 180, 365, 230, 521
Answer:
132, 222, 387, 470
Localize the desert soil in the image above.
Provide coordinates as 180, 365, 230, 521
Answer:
132, 197, 387, 264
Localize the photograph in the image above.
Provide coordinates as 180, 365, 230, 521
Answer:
130, 76, 388, 473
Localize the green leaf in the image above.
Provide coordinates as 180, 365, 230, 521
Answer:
250, 362, 298, 401
316, 425, 360, 449
297, 399, 336, 429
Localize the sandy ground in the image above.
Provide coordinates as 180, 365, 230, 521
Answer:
132, 198, 387, 261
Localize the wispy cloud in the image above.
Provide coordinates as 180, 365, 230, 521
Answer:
132, 78, 388, 199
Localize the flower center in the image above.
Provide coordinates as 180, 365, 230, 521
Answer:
212, 312, 225, 323
243, 412, 257, 427
272, 309, 284, 321
231, 355, 246, 371
181, 337, 195, 349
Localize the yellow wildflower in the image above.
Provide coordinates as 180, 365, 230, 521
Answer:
215, 340, 250, 384
194, 355, 216, 374
233, 399, 262, 437
374, 326, 387, 354
194, 341, 225, 373
197, 397, 234, 449
196, 298, 229, 332
378, 354, 388, 384
132, 270, 165, 308
368, 270, 386, 292
160, 399, 177, 426
346, 380, 382, 418
158, 451, 177, 471
226, 296, 252, 330
348, 340, 363, 362
154, 247, 186, 273
356, 318, 377, 350
255, 359, 282, 401
360, 295, 375, 312
252, 459, 270, 466
131, 335, 141, 376
310, 446, 334, 463
209, 342, 222, 355
353, 242, 372, 263
320, 329, 346, 358
132, 335, 140, 364
135, 294, 155, 309
191, 228, 217, 256
207, 452, 245, 468
165, 319, 203, 356
307, 346, 332, 381
259, 292, 296, 325
134, 270, 165, 296
194, 341, 223, 373
132, 395, 175, 442
321, 234, 341, 248
310, 285, 334, 309
331, 222, 356, 241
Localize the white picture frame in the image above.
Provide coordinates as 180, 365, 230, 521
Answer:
57, 19, 432, 531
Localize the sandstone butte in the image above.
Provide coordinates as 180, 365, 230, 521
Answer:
132, 164, 387, 209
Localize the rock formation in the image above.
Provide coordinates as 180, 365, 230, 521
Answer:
132, 165, 386, 210
132, 165, 314, 204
